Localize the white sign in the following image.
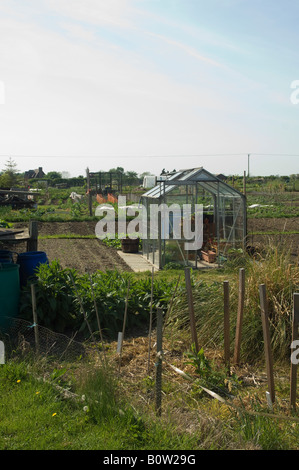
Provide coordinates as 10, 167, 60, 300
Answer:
0, 341, 4, 364
117, 332, 123, 353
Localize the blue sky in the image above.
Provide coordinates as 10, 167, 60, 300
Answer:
0, 0, 298, 177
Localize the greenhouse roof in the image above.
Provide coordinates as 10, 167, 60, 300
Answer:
142, 167, 245, 199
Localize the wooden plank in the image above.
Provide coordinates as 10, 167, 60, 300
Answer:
0, 230, 24, 238
259, 284, 275, 405
290, 293, 299, 410
233, 268, 245, 364
0, 189, 33, 195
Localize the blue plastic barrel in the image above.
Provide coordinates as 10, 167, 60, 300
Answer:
0, 263, 20, 331
17, 251, 49, 287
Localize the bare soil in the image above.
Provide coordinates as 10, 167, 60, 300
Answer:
247, 217, 299, 232
247, 217, 299, 262
11, 221, 132, 273
38, 238, 132, 273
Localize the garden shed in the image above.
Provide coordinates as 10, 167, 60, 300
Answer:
140, 167, 247, 269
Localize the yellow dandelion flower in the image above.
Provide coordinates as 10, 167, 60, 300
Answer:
52, 413, 57, 417
36, 391, 40, 395
17, 380, 21, 383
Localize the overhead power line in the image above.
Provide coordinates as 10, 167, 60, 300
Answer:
1, 153, 299, 159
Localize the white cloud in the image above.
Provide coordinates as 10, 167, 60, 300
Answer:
147, 32, 222, 68
44, 0, 136, 29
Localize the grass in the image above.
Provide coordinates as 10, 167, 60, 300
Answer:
0, 358, 202, 450
248, 230, 299, 235
167, 242, 299, 364
39, 234, 97, 239
2, 346, 299, 450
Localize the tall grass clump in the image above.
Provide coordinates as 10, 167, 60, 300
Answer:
239, 243, 299, 363
166, 277, 239, 351
167, 242, 299, 364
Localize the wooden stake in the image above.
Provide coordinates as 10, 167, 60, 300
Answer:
86, 167, 92, 216
223, 280, 230, 369
147, 267, 154, 375
233, 268, 245, 364
27, 220, 38, 252
155, 308, 163, 417
70, 274, 96, 343
88, 273, 107, 365
259, 284, 275, 405
290, 293, 299, 410
118, 280, 130, 373
184, 268, 199, 352
31, 283, 39, 355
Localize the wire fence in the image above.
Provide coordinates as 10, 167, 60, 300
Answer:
0, 316, 86, 362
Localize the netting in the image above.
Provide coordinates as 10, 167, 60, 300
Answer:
0, 316, 86, 361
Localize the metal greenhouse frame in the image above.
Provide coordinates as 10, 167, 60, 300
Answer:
140, 167, 247, 269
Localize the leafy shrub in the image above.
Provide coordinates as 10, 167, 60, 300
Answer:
184, 344, 241, 397
19, 260, 78, 333
19, 261, 175, 338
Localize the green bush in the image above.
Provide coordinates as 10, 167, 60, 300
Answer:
19, 261, 175, 338
19, 260, 78, 333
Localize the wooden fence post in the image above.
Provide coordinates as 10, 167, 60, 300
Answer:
86, 167, 92, 216
147, 267, 154, 375
184, 268, 199, 353
233, 268, 245, 364
223, 280, 230, 369
31, 283, 39, 355
155, 308, 163, 417
27, 220, 38, 252
88, 273, 107, 365
259, 283, 275, 405
118, 280, 130, 373
290, 293, 299, 410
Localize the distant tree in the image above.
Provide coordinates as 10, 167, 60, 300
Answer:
125, 170, 139, 185
0, 157, 20, 187
46, 171, 62, 179
109, 167, 124, 174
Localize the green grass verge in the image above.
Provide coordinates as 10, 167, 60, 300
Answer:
0, 360, 200, 451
